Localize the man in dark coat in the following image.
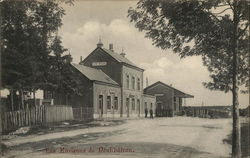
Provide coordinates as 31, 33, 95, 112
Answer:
150, 108, 153, 119
145, 107, 148, 118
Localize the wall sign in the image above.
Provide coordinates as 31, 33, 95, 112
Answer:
155, 94, 164, 96
92, 62, 107, 66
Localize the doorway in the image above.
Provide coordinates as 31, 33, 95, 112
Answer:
126, 98, 129, 117
137, 99, 140, 116
156, 102, 163, 116
99, 95, 103, 117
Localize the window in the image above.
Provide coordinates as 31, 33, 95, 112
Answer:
99, 95, 103, 110
126, 75, 129, 89
107, 96, 111, 110
157, 102, 163, 109
179, 98, 182, 111
137, 78, 140, 90
132, 77, 135, 89
114, 97, 118, 110
145, 102, 147, 109
132, 98, 135, 110
151, 103, 153, 109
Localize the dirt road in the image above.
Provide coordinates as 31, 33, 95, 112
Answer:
2, 117, 231, 158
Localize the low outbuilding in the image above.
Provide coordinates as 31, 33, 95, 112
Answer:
144, 81, 194, 117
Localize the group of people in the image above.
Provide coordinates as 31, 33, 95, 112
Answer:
144, 107, 154, 119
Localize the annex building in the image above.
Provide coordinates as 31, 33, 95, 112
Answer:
144, 81, 194, 117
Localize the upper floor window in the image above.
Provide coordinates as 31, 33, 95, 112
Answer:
107, 96, 111, 110
114, 97, 118, 110
126, 75, 129, 89
132, 77, 135, 89
137, 78, 140, 90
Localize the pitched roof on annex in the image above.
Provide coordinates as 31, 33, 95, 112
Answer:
71, 63, 119, 86
144, 81, 194, 98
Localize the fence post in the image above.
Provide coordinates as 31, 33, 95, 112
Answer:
80, 107, 83, 120
44, 105, 46, 124
0, 102, 2, 134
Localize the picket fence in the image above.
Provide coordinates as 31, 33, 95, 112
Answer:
2, 105, 73, 133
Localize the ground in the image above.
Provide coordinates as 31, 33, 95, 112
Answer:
1, 117, 233, 158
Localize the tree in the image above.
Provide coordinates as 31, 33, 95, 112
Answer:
48, 36, 88, 104
1, 0, 67, 109
48, 36, 79, 94
1, 1, 40, 109
128, 0, 249, 157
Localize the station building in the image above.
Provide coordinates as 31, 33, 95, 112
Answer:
45, 40, 157, 119
44, 41, 195, 119
78, 41, 156, 118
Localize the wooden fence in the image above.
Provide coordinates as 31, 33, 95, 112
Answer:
184, 108, 231, 118
45, 105, 73, 123
72, 107, 93, 121
1, 105, 73, 133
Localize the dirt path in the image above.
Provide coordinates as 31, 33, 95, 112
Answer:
2, 117, 232, 158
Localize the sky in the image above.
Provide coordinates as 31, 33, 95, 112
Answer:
57, 0, 249, 107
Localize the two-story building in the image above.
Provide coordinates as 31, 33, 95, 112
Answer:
79, 41, 156, 118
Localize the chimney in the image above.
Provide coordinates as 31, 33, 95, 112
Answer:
65, 53, 72, 63
97, 37, 103, 48
120, 48, 126, 57
109, 43, 114, 51
80, 56, 82, 62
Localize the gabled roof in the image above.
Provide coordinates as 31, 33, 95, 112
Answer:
82, 47, 144, 71
102, 48, 138, 67
71, 63, 119, 86
144, 81, 194, 98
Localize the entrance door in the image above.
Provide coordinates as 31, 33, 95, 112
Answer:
99, 95, 103, 117
126, 98, 129, 117
157, 102, 163, 116
137, 99, 140, 117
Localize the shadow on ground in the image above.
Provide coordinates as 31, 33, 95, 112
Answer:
24, 119, 126, 136
223, 122, 250, 158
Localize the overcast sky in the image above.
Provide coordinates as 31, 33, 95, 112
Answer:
58, 0, 248, 107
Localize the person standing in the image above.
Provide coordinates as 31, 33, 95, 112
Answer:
150, 108, 153, 119
145, 107, 148, 118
